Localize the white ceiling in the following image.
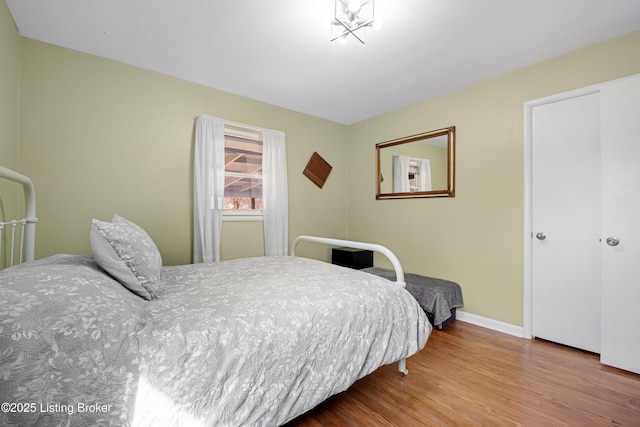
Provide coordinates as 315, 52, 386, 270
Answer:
7, 0, 640, 124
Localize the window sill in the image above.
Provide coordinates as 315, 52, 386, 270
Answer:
222, 211, 264, 222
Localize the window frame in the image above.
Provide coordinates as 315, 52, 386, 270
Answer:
222, 122, 264, 222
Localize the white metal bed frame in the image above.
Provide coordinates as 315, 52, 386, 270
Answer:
0, 170, 412, 372
291, 235, 410, 375
0, 165, 37, 268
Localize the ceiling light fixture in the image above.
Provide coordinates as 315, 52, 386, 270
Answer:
331, 0, 375, 44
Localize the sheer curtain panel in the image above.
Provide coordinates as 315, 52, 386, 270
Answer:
194, 114, 225, 263
262, 130, 288, 256
418, 159, 432, 191
393, 154, 410, 192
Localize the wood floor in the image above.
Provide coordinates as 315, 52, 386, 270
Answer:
286, 321, 640, 426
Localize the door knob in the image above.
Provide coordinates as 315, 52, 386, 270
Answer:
606, 236, 620, 247
536, 232, 546, 241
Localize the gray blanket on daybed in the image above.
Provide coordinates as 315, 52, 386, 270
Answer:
363, 267, 464, 326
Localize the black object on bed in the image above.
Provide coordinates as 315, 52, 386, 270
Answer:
363, 267, 464, 329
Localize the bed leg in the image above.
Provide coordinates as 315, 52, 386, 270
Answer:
397, 358, 408, 375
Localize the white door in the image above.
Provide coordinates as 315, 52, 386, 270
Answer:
531, 93, 602, 353
600, 75, 640, 374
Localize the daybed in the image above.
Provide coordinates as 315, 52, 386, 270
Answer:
0, 166, 431, 426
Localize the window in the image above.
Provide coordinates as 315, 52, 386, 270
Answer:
194, 113, 288, 261
223, 124, 263, 219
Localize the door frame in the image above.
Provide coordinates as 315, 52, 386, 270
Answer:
523, 83, 601, 339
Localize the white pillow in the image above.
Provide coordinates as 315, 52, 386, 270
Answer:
90, 215, 163, 300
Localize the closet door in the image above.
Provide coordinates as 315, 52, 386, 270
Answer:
600, 75, 640, 374
531, 93, 602, 353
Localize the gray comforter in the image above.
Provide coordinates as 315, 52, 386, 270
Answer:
0, 254, 430, 426
362, 267, 463, 326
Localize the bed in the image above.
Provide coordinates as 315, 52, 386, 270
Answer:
0, 166, 431, 426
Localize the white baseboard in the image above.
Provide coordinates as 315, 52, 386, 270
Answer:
455, 310, 524, 338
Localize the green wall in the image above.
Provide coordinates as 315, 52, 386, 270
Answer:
347, 30, 640, 326
19, 39, 349, 266
0, 1, 19, 168
0, 0, 20, 186
0, 1, 21, 267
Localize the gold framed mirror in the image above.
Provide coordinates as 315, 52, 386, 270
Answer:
376, 126, 455, 199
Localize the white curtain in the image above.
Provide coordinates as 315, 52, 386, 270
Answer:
193, 114, 225, 263
262, 129, 288, 256
418, 158, 432, 191
393, 154, 410, 192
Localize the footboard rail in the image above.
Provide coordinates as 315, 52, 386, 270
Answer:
291, 235, 405, 287
290, 235, 409, 375
0, 165, 37, 268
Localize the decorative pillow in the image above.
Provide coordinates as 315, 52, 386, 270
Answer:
90, 215, 163, 300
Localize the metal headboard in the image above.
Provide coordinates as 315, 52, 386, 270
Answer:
290, 235, 410, 375
0, 165, 37, 268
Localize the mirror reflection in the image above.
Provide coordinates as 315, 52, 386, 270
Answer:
376, 127, 455, 199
